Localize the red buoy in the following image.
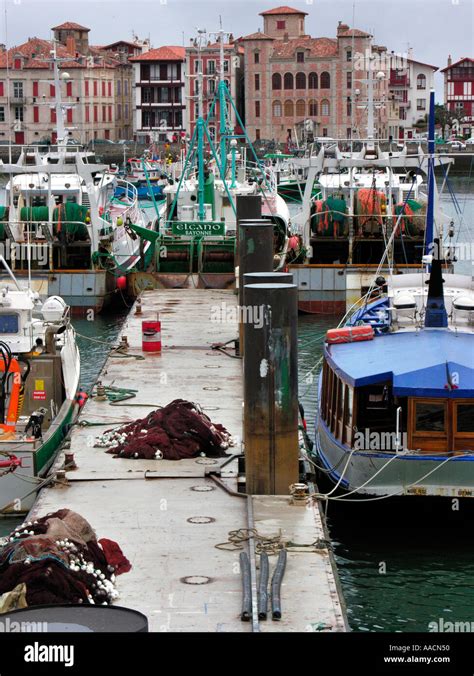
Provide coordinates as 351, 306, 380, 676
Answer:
142, 318, 161, 353
116, 276, 127, 291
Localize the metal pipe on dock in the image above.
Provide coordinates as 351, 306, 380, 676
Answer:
258, 552, 269, 620
243, 282, 299, 495
239, 551, 252, 622
271, 549, 287, 620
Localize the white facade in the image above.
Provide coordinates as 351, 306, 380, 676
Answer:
388, 58, 437, 140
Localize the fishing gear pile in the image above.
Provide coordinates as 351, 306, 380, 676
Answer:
95, 398, 234, 460
0, 509, 131, 607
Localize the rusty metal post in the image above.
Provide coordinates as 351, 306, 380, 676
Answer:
238, 220, 274, 357
243, 283, 299, 495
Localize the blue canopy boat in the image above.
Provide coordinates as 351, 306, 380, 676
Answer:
315, 92, 474, 499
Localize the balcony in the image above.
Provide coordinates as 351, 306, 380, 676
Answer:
11, 96, 25, 104
389, 78, 410, 87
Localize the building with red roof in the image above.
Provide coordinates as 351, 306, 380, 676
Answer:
441, 56, 474, 137
130, 46, 187, 142
0, 22, 148, 144
241, 9, 388, 143
185, 36, 244, 144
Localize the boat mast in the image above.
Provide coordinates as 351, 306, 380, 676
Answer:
425, 89, 436, 255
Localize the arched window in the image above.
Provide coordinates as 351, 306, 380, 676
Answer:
295, 72, 306, 89
308, 72, 318, 89
272, 100, 282, 117
284, 100, 294, 117
308, 99, 318, 117
320, 71, 331, 89
295, 99, 305, 116
272, 73, 282, 90
283, 72, 294, 90
417, 74, 426, 90
321, 99, 330, 116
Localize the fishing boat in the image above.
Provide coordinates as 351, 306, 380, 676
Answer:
0, 46, 161, 314
0, 257, 80, 515
144, 29, 291, 288
289, 69, 453, 314
314, 92, 474, 499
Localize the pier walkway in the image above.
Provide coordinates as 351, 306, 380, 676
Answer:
30, 289, 347, 632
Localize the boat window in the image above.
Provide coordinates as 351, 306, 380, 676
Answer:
415, 402, 445, 432
0, 314, 19, 334
456, 404, 474, 433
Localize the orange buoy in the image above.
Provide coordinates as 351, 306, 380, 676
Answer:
326, 325, 374, 344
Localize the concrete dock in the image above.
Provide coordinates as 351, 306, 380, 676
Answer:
29, 289, 347, 632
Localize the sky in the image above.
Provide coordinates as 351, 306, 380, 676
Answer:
2, 0, 473, 100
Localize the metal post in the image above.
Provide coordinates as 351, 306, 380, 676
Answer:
243, 271, 293, 307
243, 283, 299, 495
238, 220, 273, 307
238, 220, 273, 357
236, 195, 262, 250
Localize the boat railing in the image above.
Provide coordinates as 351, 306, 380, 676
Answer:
106, 179, 144, 230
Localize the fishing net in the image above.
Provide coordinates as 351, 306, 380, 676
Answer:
0, 509, 130, 608
96, 398, 234, 460
311, 197, 347, 237
394, 199, 426, 236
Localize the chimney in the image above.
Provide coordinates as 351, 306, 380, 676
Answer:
337, 21, 350, 36
66, 35, 76, 55
447, 54, 452, 66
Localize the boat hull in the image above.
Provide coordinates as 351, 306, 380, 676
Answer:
316, 418, 474, 499
0, 400, 76, 515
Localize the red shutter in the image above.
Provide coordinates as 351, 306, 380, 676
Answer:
14, 58, 21, 70
108, 105, 112, 122
85, 80, 89, 96
108, 81, 112, 97
102, 105, 106, 121
50, 84, 55, 97
94, 105, 98, 122
93, 80, 98, 96
0, 82, 4, 96
33, 106, 39, 123
32, 81, 39, 97
50, 108, 56, 123
454, 82, 464, 96
66, 81, 72, 97
102, 81, 105, 97
85, 106, 90, 122
67, 108, 73, 123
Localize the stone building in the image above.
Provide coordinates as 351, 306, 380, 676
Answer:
240, 6, 388, 143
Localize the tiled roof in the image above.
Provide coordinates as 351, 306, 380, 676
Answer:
440, 57, 474, 72
51, 21, 90, 31
240, 32, 274, 41
0, 37, 119, 69
272, 36, 338, 58
129, 46, 185, 62
260, 6, 308, 16
101, 40, 142, 50
338, 28, 371, 38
